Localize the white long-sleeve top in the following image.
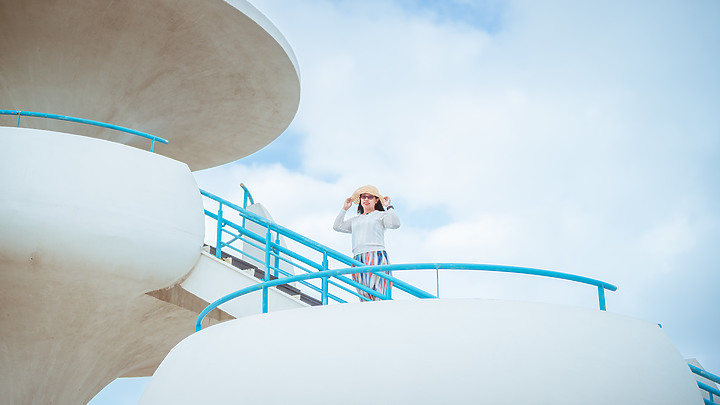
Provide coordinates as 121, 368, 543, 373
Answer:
333, 208, 401, 256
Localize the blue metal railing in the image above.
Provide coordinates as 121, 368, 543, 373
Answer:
198, 187, 617, 328
0, 109, 169, 152
195, 262, 616, 331
202, 188, 413, 304
690, 364, 720, 405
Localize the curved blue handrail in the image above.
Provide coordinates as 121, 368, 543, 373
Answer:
0, 109, 169, 152
198, 186, 617, 332
195, 262, 617, 331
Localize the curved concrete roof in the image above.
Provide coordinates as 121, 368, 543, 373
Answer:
0, 0, 300, 170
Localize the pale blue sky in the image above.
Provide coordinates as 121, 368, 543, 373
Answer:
91, 0, 720, 402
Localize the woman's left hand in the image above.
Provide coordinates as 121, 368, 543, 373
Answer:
382, 196, 391, 207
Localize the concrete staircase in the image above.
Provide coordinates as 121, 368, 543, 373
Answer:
147, 245, 318, 330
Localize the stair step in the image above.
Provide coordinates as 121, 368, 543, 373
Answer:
204, 245, 321, 306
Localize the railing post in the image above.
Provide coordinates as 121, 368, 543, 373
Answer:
387, 269, 392, 300
598, 286, 606, 311
16, 111, 21, 127
264, 229, 272, 281
322, 253, 329, 305
215, 203, 224, 259
263, 228, 272, 313
262, 286, 269, 314
273, 231, 281, 278
240, 185, 248, 228
436, 265, 440, 298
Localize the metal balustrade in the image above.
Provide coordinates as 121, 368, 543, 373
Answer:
198, 187, 617, 330
0, 109, 168, 152
201, 188, 409, 305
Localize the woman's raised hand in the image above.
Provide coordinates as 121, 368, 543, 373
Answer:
343, 197, 353, 210
382, 196, 391, 206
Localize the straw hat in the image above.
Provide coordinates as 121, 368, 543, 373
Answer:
351, 185, 383, 205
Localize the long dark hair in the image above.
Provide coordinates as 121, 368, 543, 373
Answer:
358, 199, 385, 214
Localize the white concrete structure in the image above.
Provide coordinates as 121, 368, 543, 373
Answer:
0, 0, 301, 403
0, 0, 300, 170
139, 299, 703, 404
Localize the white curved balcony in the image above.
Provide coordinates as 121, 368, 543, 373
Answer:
0, 127, 205, 403
139, 299, 704, 404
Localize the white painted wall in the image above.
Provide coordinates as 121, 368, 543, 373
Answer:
139, 299, 703, 405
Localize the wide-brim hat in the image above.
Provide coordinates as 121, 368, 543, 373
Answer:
351, 185, 383, 205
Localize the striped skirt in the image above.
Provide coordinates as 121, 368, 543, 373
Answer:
353, 250, 391, 301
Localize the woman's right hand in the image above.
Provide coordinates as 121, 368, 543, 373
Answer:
342, 197, 352, 210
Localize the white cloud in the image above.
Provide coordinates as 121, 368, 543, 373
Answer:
639, 217, 696, 273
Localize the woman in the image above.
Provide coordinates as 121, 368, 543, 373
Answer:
333, 185, 400, 301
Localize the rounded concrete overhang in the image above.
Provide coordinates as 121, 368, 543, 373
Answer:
139, 299, 703, 404
0, 0, 300, 170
